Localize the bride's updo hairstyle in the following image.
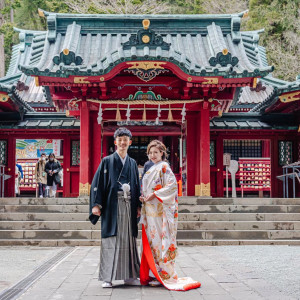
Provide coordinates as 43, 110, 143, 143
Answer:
147, 140, 168, 161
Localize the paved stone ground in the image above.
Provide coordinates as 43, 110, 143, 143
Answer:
0, 247, 62, 293
0, 246, 299, 300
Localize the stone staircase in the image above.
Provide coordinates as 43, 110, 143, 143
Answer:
0, 197, 300, 246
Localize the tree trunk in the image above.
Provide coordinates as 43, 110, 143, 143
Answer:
0, 0, 5, 77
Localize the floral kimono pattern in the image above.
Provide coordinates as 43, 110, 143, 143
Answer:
140, 161, 201, 291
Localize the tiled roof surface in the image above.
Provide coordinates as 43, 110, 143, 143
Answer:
210, 113, 298, 130
0, 112, 79, 129
0, 30, 49, 106
19, 12, 273, 78
250, 75, 300, 112
238, 84, 274, 105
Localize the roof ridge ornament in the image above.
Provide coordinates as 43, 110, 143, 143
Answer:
53, 22, 83, 66
122, 19, 170, 51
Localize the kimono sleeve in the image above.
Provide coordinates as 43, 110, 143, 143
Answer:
89, 159, 106, 225
153, 163, 178, 205
134, 162, 142, 208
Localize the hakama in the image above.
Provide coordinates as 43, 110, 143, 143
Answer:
99, 191, 140, 282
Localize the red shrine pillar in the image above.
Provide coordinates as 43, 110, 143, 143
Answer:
79, 100, 91, 196
186, 113, 198, 196
195, 102, 211, 197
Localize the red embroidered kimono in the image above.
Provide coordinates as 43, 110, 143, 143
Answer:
140, 161, 201, 291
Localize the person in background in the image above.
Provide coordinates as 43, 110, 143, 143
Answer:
35, 153, 47, 198
15, 162, 23, 197
15, 165, 20, 197
45, 153, 62, 198
16, 163, 23, 181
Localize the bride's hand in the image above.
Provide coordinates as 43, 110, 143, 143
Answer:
145, 193, 155, 202
139, 196, 145, 203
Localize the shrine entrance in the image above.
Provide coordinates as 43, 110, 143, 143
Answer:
102, 122, 181, 179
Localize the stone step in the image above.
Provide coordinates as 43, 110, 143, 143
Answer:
0, 239, 300, 246
177, 221, 300, 230
0, 205, 88, 213
2, 197, 300, 206
0, 198, 89, 205
179, 197, 300, 205
0, 213, 89, 221
180, 213, 300, 221
1, 212, 300, 222
178, 205, 300, 213
2, 204, 300, 214
1, 220, 300, 231
0, 221, 97, 230
1, 229, 300, 240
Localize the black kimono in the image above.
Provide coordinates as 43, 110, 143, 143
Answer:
89, 152, 141, 238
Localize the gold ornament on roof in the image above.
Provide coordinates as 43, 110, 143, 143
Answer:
74, 77, 90, 84
38, 8, 45, 17
202, 78, 219, 84
222, 48, 229, 55
0, 93, 9, 102
142, 35, 150, 44
279, 91, 300, 103
63, 49, 70, 55
143, 19, 150, 30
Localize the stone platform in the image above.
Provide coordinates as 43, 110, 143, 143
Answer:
0, 197, 300, 246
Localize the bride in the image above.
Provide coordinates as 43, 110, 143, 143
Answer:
139, 140, 201, 291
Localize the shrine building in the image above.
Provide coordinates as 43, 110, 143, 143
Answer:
0, 10, 299, 198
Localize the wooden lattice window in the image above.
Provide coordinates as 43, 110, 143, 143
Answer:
210, 140, 215, 166
71, 141, 80, 166
279, 141, 293, 166
223, 140, 262, 161
0, 140, 7, 165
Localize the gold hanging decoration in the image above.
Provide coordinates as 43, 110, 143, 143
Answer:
168, 104, 173, 121
142, 104, 147, 121
116, 104, 121, 121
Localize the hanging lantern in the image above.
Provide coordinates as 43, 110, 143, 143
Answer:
155, 104, 161, 125
181, 103, 186, 123
116, 104, 121, 121
126, 104, 131, 122
97, 103, 103, 124
142, 104, 147, 121
168, 104, 173, 121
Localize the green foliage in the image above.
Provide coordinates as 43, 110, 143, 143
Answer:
245, 0, 300, 80
14, 0, 71, 30
0, 23, 18, 73
169, 0, 205, 14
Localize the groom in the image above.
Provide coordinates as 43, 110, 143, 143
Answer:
89, 127, 141, 288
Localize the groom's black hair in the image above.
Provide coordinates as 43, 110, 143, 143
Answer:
114, 127, 132, 140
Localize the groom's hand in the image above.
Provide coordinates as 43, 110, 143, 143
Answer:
92, 205, 101, 216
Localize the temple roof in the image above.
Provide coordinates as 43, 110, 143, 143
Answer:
250, 75, 300, 113
0, 29, 49, 107
211, 113, 299, 130
0, 112, 79, 129
19, 11, 273, 78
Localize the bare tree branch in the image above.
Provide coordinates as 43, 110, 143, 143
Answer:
64, 0, 172, 14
